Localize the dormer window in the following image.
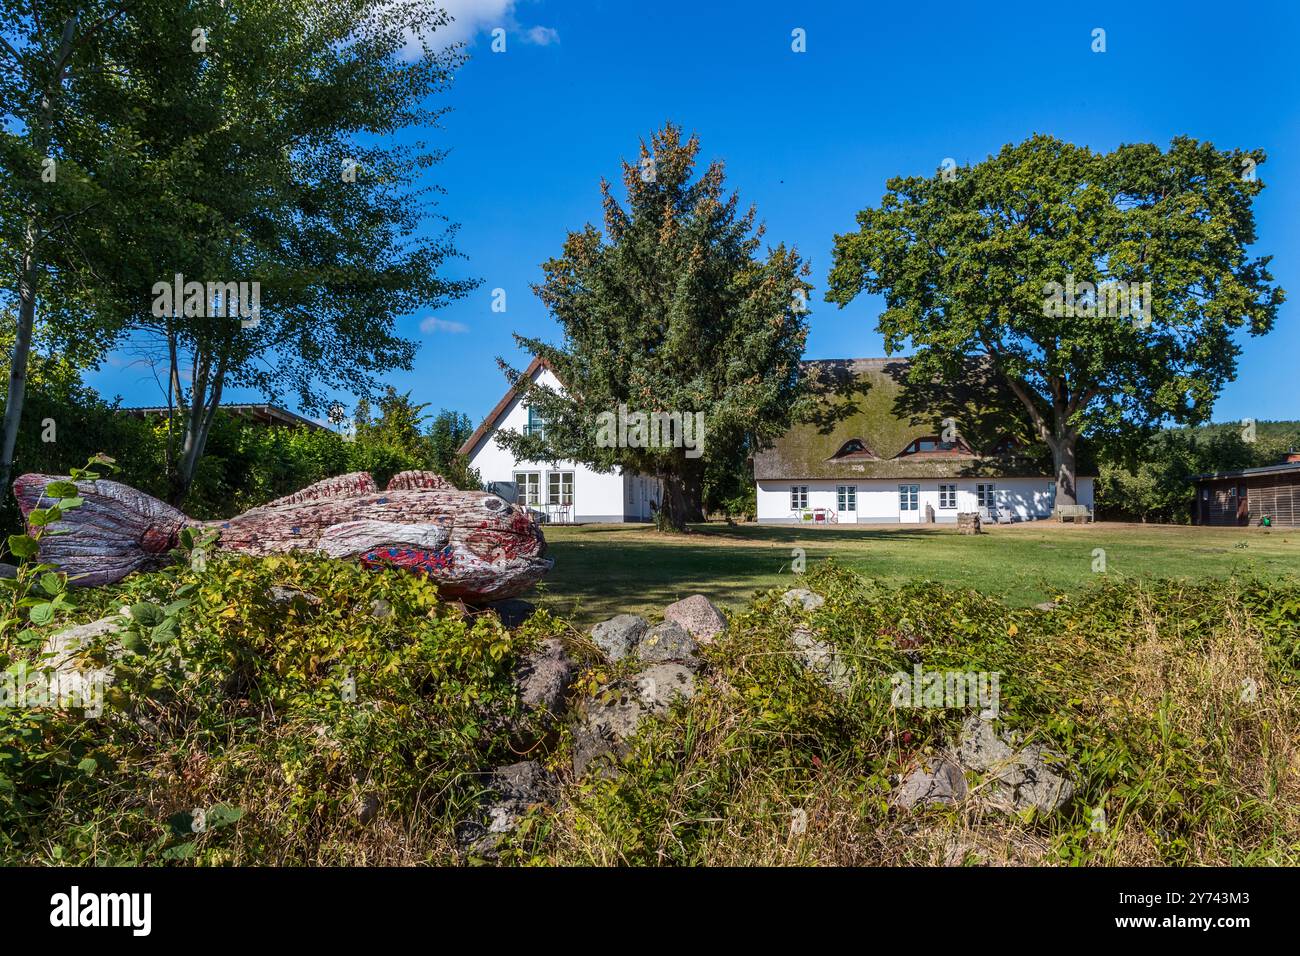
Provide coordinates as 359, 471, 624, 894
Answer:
829, 438, 876, 460
991, 436, 1020, 455
900, 436, 959, 455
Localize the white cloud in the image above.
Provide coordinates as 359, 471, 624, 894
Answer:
433, 0, 513, 47
421, 316, 469, 334
522, 25, 560, 46
402, 1, 558, 53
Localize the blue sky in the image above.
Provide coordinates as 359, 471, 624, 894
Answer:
87, 0, 1300, 430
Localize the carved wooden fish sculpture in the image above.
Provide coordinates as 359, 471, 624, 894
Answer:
12, 470, 552, 602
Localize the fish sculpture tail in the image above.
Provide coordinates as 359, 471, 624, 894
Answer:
11, 470, 552, 602
12, 474, 189, 586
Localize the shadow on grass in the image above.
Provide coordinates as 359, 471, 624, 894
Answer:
535, 537, 802, 621
531, 520, 1300, 626
683, 523, 953, 544
533, 523, 985, 622
563, 522, 953, 543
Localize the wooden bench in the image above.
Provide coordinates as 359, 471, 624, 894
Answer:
1055, 504, 1093, 523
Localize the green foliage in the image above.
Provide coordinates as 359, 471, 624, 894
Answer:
712, 483, 757, 522
3, 1, 478, 502
1097, 419, 1300, 522
1, 454, 114, 652
112, 0, 478, 413
348, 390, 482, 496
429, 409, 474, 470
496, 123, 812, 530
0, 548, 557, 864
428, 409, 481, 491
0, 353, 483, 527
827, 134, 1286, 504
354, 390, 435, 461
182, 415, 352, 518
0, 337, 163, 530
1, 1, 145, 369
183, 404, 482, 519
1, 548, 1297, 866
543, 565, 1300, 866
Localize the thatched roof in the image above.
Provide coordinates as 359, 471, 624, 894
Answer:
753, 358, 1060, 481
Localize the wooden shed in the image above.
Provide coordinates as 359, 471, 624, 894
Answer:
1192, 456, 1300, 527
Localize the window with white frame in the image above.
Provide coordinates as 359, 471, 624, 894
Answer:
938, 484, 957, 509
898, 484, 918, 511
548, 471, 574, 505
836, 485, 857, 512
977, 483, 996, 508
513, 471, 541, 506
791, 486, 808, 511
525, 405, 546, 438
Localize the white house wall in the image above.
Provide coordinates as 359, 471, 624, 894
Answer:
466, 368, 650, 522
756, 477, 1095, 524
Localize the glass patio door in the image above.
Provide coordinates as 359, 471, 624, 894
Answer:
836, 485, 858, 524
977, 483, 997, 522
898, 484, 919, 523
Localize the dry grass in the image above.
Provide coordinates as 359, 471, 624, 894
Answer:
525, 571, 1300, 867
8, 559, 1296, 867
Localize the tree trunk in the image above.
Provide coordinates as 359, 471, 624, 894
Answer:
168, 346, 227, 505
1, 235, 38, 493
656, 455, 705, 532
679, 455, 706, 522
164, 318, 179, 481
1, 16, 81, 497
1047, 433, 1079, 509
658, 472, 691, 532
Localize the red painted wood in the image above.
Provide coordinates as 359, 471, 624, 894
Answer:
13, 471, 551, 601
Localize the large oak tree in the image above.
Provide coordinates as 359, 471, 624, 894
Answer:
827, 135, 1284, 506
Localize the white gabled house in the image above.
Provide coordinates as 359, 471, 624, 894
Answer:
459, 357, 659, 523
753, 358, 1094, 524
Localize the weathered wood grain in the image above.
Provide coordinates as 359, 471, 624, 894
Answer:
13, 471, 552, 602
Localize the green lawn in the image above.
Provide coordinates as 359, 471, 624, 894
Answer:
531, 520, 1300, 625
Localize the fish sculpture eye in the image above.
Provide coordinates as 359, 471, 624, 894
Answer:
11, 470, 554, 601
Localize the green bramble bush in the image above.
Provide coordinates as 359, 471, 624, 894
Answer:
1, 537, 1296, 865
0, 538, 560, 864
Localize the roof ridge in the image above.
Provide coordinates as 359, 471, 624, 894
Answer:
801, 357, 907, 365
458, 356, 555, 458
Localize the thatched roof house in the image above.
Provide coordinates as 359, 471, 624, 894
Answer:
753, 358, 1094, 524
